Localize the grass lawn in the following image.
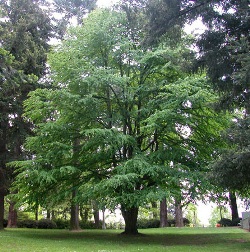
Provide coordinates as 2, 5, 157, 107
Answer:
0, 227, 249, 252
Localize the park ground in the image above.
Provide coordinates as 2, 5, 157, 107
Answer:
0, 227, 249, 252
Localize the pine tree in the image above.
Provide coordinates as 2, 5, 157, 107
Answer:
0, 0, 53, 229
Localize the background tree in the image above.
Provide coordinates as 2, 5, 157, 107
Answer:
209, 205, 231, 227
53, 0, 97, 25
143, 0, 250, 214
0, 0, 53, 229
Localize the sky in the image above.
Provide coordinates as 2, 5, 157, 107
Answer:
97, 0, 119, 8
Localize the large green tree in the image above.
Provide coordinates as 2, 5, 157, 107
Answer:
14, 8, 229, 234
0, 0, 53, 229
142, 0, 250, 216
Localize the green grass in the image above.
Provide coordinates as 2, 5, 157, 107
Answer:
0, 227, 249, 252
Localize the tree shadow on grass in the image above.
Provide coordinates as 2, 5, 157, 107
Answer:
8, 228, 250, 250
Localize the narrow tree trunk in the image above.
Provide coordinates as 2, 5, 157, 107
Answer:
70, 189, 80, 230
121, 206, 139, 235
151, 202, 158, 219
102, 209, 106, 229
92, 201, 100, 229
46, 210, 51, 219
0, 123, 7, 231
35, 202, 39, 221
229, 191, 239, 220
160, 198, 168, 227
0, 190, 4, 230
51, 210, 55, 220
79, 205, 90, 223
7, 201, 17, 228
175, 200, 184, 227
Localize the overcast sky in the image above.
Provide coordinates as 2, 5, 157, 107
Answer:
97, 0, 118, 7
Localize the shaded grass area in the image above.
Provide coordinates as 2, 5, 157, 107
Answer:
0, 227, 249, 252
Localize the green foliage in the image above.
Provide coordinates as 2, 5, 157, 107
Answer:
13, 7, 231, 234
37, 219, 57, 229
184, 204, 200, 227
210, 116, 250, 197
209, 206, 231, 227
218, 218, 232, 227
53, 219, 70, 229
53, 0, 97, 26
16, 219, 57, 229
17, 219, 38, 228
3, 219, 7, 228
137, 218, 160, 229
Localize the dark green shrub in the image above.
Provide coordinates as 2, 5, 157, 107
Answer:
53, 219, 69, 229
3, 219, 8, 227
79, 220, 102, 229
137, 219, 160, 229
106, 221, 124, 229
183, 218, 190, 226
17, 219, 37, 228
218, 218, 232, 227
231, 218, 241, 226
168, 219, 175, 227
37, 219, 57, 229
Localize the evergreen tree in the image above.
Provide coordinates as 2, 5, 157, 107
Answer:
0, 0, 53, 229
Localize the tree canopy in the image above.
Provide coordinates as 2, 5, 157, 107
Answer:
1, 0, 248, 233
11, 8, 230, 234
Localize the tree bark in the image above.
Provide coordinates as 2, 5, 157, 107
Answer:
70, 189, 80, 230
151, 202, 158, 219
46, 210, 51, 219
121, 206, 139, 235
102, 209, 106, 229
160, 198, 168, 227
92, 200, 100, 228
229, 191, 239, 220
7, 201, 17, 228
35, 201, 39, 221
0, 119, 7, 231
175, 200, 184, 227
0, 190, 4, 230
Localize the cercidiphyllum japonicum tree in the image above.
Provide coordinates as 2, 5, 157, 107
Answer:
124, 0, 250, 220
14, 8, 229, 234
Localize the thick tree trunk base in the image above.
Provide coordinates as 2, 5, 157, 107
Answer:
121, 206, 139, 235
7, 202, 17, 228
160, 198, 168, 228
120, 230, 139, 235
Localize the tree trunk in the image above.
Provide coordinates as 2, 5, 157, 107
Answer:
160, 198, 168, 227
7, 201, 17, 228
92, 200, 100, 228
121, 206, 139, 235
175, 201, 184, 227
35, 201, 39, 221
151, 202, 158, 219
0, 120, 7, 231
51, 210, 55, 220
79, 205, 90, 222
229, 191, 239, 220
46, 210, 51, 219
102, 209, 106, 229
70, 189, 80, 230
0, 191, 4, 230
